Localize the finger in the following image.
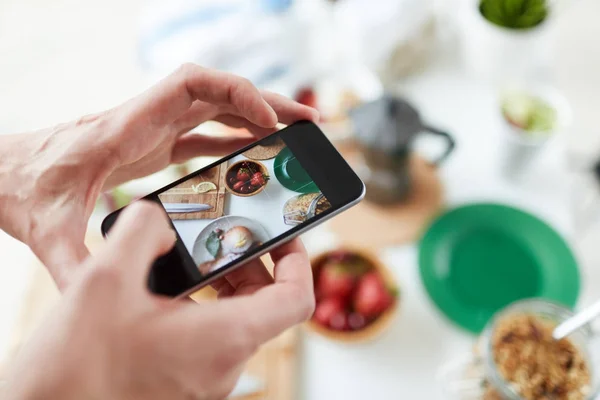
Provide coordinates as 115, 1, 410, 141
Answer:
171, 91, 318, 138
170, 100, 219, 136
100, 201, 176, 286
268, 239, 313, 315
171, 133, 256, 164
223, 258, 274, 296
215, 93, 318, 128
218, 239, 314, 343
261, 91, 320, 124
130, 64, 277, 130
269, 237, 308, 267
213, 114, 277, 138
210, 278, 236, 298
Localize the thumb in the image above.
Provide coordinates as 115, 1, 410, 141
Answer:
101, 201, 176, 289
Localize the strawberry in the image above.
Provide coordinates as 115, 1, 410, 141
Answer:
236, 168, 251, 182
329, 311, 349, 331
348, 312, 366, 330
250, 172, 267, 187
295, 87, 317, 109
313, 297, 344, 327
232, 181, 245, 192
353, 272, 394, 318
318, 262, 355, 300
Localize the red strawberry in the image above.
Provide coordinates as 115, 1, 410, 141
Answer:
232, 181, 245, 192
348, 312, 366, 330
318, 262, 355, 300
330, 311, 349, 331
240, 184, 252, 194
353, 272, 394, 318
250, 172, 267, 187
296, 87, 317, 109
236, 168, 251, 182
313, 297, 344, 327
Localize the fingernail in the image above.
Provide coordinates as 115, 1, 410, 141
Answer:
262, 99, 278, 126
310, 108, 321, 122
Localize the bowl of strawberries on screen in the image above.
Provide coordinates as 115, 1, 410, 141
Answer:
306, 248, 399, 343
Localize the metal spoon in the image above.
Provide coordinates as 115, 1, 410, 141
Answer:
553, 299, 600, 340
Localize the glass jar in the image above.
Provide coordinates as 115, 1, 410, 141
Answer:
439, 299, 600, 400
283, 193, 331, 226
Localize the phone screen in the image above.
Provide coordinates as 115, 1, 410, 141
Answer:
102, 121, 364, 297
158, 135, 331, 277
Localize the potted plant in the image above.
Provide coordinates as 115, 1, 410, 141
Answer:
460, 0, 554, 82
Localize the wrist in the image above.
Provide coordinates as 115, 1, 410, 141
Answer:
34, 115, 121, 214
0, 115, 118, 239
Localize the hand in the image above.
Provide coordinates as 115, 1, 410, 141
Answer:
4, 201, 315, 400
0, 63, 318, 289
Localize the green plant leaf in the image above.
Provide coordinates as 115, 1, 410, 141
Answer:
481, 0, 505, 21
205, 231, 221, 258
505, 0, 523, 17
479, 0, 547, 29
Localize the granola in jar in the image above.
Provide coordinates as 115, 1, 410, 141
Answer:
283, 193, 331, 226
488, 313, 591, 400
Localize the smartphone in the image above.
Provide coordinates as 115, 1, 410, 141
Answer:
101, 121, 365, 298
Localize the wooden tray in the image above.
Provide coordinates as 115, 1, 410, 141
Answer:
158, 164, 227, 220
2, 237, 298, 400
329, 142, 445, 249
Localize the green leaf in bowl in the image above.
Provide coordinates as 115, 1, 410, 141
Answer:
206, 231, 221, 258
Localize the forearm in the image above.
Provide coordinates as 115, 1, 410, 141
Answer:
4, 378, 80, 400
3, 367, 102, 400
0, 131, 41, 240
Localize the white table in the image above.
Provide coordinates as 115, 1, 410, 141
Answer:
299, 68, 580, 400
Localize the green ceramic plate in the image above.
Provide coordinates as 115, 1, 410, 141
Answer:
419, 203, 580, 333
274, 147, 319, 193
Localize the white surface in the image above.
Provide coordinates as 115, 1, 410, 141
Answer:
0, 0, 600, 399
229, 372, 264, 398
172, 153, 308, 262
301, 67, 576, 400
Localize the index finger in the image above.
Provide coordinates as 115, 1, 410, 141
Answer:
127, 64, 277, 130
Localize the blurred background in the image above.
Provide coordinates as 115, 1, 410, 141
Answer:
1, 0, 600, 398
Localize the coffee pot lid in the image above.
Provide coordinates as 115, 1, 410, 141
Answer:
349, 94, 423, 151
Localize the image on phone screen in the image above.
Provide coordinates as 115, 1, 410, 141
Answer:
157, 136, 332, 277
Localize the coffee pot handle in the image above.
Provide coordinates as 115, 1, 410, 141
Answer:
421, 125, 456, 166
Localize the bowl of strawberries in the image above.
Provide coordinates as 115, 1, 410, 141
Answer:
307, 248, 399, 343
225, 160, 270, 197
